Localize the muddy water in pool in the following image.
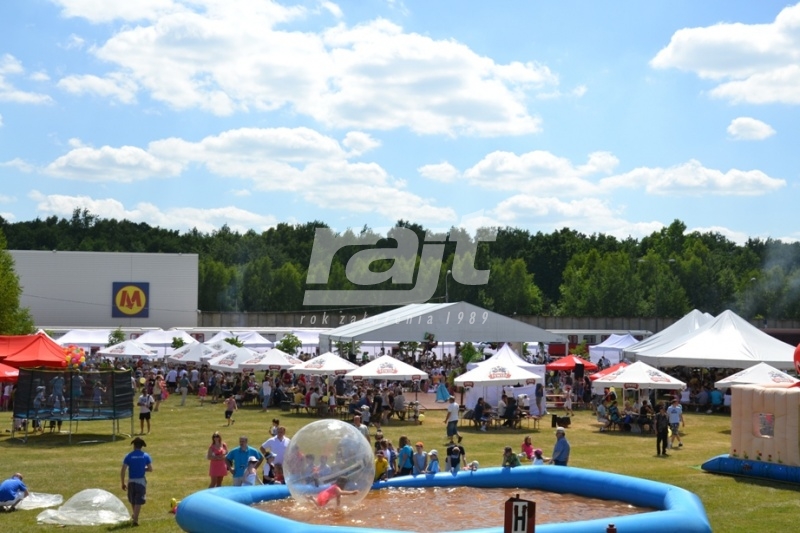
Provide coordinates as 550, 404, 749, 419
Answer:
256, 486, 654, 531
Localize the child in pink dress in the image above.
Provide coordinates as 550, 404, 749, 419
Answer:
198, 382, 208, 405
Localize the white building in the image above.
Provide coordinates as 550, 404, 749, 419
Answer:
10, 250, 198, 329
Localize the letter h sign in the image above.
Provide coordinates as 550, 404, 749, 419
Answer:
504, 495, 535, 533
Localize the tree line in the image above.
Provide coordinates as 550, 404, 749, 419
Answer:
2, 209, 799, 321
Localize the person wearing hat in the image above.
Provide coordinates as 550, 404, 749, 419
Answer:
374, 450, 389, 481
666, 398, 685, 449
549, 427, 570, 466
424, 449, 440, 473
121, 437, 153, 526
502, 446, 521, 468
242, 456, 259, 486
262, 452, 278, 484
444, 396, 463, 444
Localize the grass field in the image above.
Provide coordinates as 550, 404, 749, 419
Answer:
2, 397, 799, 532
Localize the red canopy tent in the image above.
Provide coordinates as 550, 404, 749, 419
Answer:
0, 334, 41, 360
546, 355, 598, 372
2, 333, 68, 369
589, 361, 629, 381
0, 361, 19, 382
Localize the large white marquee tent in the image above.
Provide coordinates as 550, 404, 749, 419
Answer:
633, 310, 797, 370
623, 309, 713, 360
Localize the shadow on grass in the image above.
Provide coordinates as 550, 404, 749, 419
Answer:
0, 432, 128, 447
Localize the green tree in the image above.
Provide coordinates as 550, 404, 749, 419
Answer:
108, 327, 126, 346
242, 256, 273, 311
0, 229, 34, 334
483, 257, 544, 315
275, 332, 302, 355
270, 263, 305, 311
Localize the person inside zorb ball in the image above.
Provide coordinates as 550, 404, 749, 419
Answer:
283, 420, 375, 508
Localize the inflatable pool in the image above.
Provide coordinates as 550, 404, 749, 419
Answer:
176, 465, 710, 533
702, 454, 800, 485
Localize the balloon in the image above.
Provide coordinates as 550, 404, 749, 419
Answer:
418, 414, 425, 422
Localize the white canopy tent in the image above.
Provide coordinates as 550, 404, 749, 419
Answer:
246, 348, 302, 370
168, 342, 216, 364
714, 363, 799, 389
288, 329, 329, 354
233, 331, 274, 351
462, 344, 545, 410
633, 310, 797, 370
291, 352, 359, 375
55, 329, 111, 350
207, 347, 260, 373
135, 329, 197, 356
320, 302, 566, 351
592, 361, 686, 394
205, 331, 233, 344
589, 334, 639, 366
345, 355, 429, 382
204, 340, 238, 354
98, 339, 161, 360
623, 309, 713, 360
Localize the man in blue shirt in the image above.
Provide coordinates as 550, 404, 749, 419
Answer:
549, 427, 571, 466
121, 437, 153, 526
0, 473, 29, 511
226, 435, 263, 486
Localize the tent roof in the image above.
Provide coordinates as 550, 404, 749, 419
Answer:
714, 362, 799, 388
634, 310, 797, 369
470, 344, 536, 372
345, 355, 429, 381
591, 334, 639, 350
135, 329, 197, 346
592, 361, 686, 390
98, 339, 161, 359
0, 361, 20, 382
455, 360, 542, 387
168, 342, 217, 364
0, 334, 42, 360
589, 361, 629, 381
207, 347, 260, 372
623, 309, 713, 358
319, 302, 566, 347
55, 329, 112, 347
546, 355, 598, 372
2, 333, 69, 368
291, 352, 359, 375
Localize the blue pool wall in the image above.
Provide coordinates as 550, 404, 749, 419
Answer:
176, 465, 711, 533
702, 454, 800, 484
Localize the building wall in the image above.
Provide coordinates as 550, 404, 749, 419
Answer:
10, 250, 198, 329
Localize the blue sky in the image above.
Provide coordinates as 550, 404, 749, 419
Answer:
1, 0, 798, 243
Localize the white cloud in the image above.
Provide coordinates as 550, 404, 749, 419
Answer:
600, 159, 785, 196
727, 117, 776, 140
0, 113, 3, 127
28, 190, 278, 234
0, 54, 54, 104
56, 2, 558, 136
0, 158, 35, 173
651, 3, 800, 105
231, 189, 251, 197
473, 194, 665, 241
40, 126, 457, 225
45, 144, 185, 182
321, 1, 343, 19
52, 0, 191, 23
342, 131, 381, 156
57, 73, 139, 104
418, 162, 460, 183
0, 194, 15, 203
463, 150, 617, 195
